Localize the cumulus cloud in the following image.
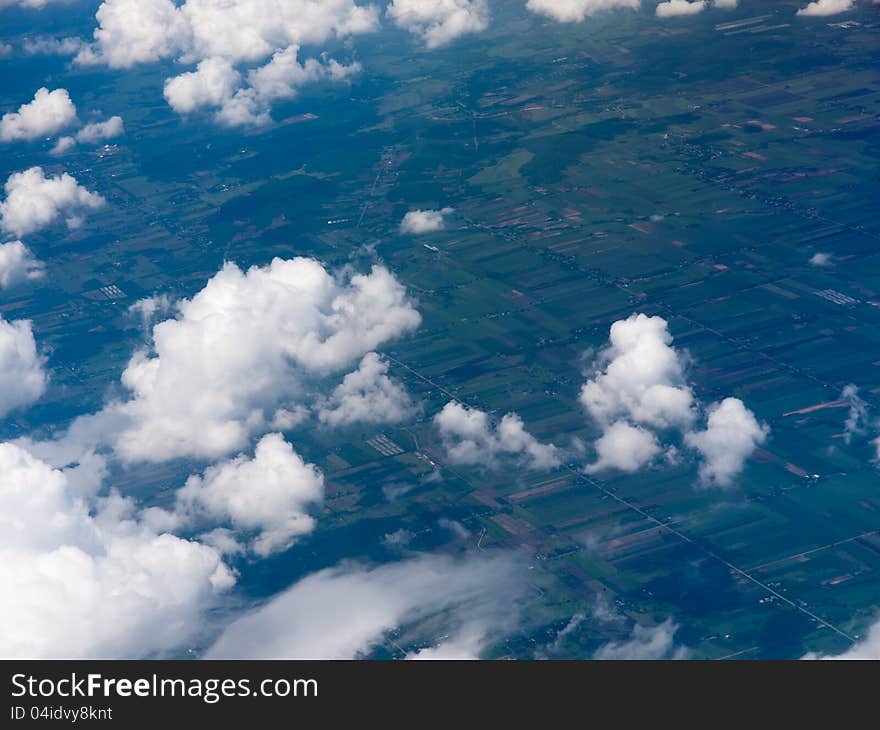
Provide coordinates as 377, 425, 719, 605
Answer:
581, 314, 765, 485
0, 317, 47, 417
0, 442, 233, 658
317, 352, 416, 427
0, 88, 77, 143
0, 241, 44, 289
112, 258, 420, 463
161, 46, 361, 127
53, 116, 125, 155
684, 398, 768, 488
75, 115, 125, 144
387, 0, 489, 48
797, 0, 855, 16
77, 0, 378, 123
809, 252, 832, 267
0, 167, 105, 238
434, 401, 562, 470
163, 57, 243, 115
144, 433, 323, 557
213, 46, 361, 127
75, 0, 190, 68
712, 0, 737, 7
181, 0, 377, 65
525, 0, 640, 23
580, 313, 696, 432
400, 207, 454, 234
594, 618, 687, 659
585, 421, 660, 474
1, 89, 121, 154
655, 0, 706, 17
206, 552, 525, 659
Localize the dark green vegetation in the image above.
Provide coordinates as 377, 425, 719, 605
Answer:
2, 1, 879, 658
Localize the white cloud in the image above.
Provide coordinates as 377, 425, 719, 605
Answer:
76, 115, 125, 144
438, 517, 470, 540
434, 401, 562, 470
75, 0, 190, 68
164, 57, 243, 114
144, 433, 323, 557
0, 88, 77, 143
0, 442, 233, 658
179, 0, 378, 64
0, 167, 105, 238
128, 293, 173, 328
841, 384, 868, 446
52, 116, 126, 155
0, 241, 44, 289
199, 527, 245, 556
383, 528, 414, 548
387, 0, 489, 48
113, 258, 420, 463
580, 313, 696, 432
1, 89, 121, 154
78, 0, 378, 123
317, 352, 416, 427
585, 420, 661, 474
655, 0, 706, 17
205, 552, 525, 659
213, 46, 361, 127
797, 0, 855, 16
581, 313, 765, 486
400, 207, 454, 234
50, 137, 77, 156
541, 612, 588, 656
0, 316, 47, 417
14, 410, 130, 486
712, 0, 737, 7
21, 37, 85, 57
809, 252, 832, 267
684, 397, 768, 488
594, 618, 687, 659
0, 0, 68, 9
525, 0, 640, 23
841, 389, 880, 463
